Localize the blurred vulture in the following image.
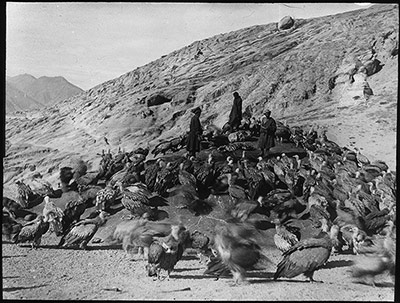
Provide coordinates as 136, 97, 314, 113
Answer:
146, 224, 191, 280
3, 196, 23, 219
58, 210, 109, 249
15, 215, 49, 249
205, 221, 270, 285
2, 210, 22, 242
351, 221, 396, 285
114, 219, 172, 260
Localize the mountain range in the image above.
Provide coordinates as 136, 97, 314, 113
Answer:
3, 4, 398, 195
6, 74, 84, 113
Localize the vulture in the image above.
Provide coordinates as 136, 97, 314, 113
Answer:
205, 220, 270, 285
61, 195, 87, 235
42, 196, 64, 236
354, 147, 370, 167
144, 159, 164, 192
27, 173, 59, 198
114, 219, 172, 260
189, 230, 211, 263
58, 210, 109, 249
15, 215, 49, 249
178, 162, 197, 188
2, 210, 23, 242
229, 199, 261, 222
15, 180, 36, 208
146, 224, 191, 280
225, 172, 249, 203
273, 218, 300, 253
154, 162, 180, 197
117, 182, 168, 220
351, 222, 396, 285
59, 167, 76, 192
274, 225, 334, 282
3, 196, 23, 219
95, 185, 118, 211
193, 154, 216, 195
241, 159, 268, 200
358, 206, 394, 236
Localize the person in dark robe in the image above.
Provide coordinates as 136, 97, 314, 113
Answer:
258, 109, 277, 158
228, 92, 243, 131
186, 107, 203, 158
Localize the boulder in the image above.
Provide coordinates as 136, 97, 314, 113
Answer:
147, 94, 171, 107
363, 58, 383, 76
278, 16, 295, 30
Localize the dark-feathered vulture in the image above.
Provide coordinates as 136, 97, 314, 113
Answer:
58, 210, 109, 249
61, 195, 87, 235
241, 159, 268, 200
154, 162, 180, 197
359, 207, 393, 236
59, 167, 75, 192
274, 230, 333, 282
178, 162, 197, 188
144, 159, 164, 192
146, 224, 191, 280
15, 215, 49, 249
193, 154, 216, 191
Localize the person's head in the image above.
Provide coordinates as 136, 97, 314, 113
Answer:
192, 107, 201, 116
233, 91, 239, 98
265, 110, 271, 117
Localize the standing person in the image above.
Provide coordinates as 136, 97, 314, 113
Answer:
186, 107, 203, 158
228, 92, 243, 132
258, 109, 277, 158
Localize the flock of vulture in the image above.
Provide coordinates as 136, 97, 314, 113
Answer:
3, 119, 396, 287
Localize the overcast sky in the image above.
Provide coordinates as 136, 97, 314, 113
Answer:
6, 2, 374, 90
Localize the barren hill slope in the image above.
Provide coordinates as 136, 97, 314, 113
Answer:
4, 4, 398, 196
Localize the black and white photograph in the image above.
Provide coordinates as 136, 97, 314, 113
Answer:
3, 2, 397, 300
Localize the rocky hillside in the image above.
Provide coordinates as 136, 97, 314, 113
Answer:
6, 74, 84, 113
4, 4, 398, 194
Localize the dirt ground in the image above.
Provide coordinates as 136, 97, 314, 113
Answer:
2, 228, 395, 301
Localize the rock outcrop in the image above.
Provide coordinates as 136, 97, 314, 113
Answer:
278, 16, 295, 30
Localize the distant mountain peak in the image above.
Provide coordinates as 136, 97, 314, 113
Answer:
6, 74, 84, 113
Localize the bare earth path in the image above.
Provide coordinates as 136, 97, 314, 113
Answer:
2, 231, 394, 301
